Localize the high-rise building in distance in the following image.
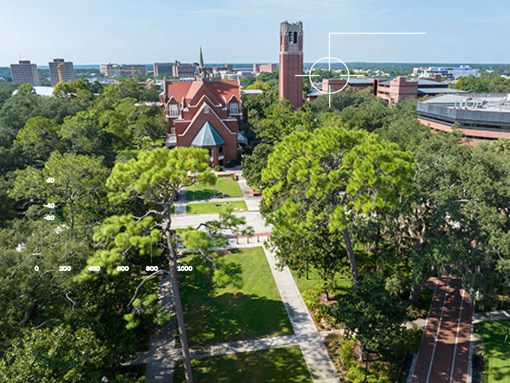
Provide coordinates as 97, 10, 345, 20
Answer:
154, 62, 174, 77
10, 60, 39, 85
100, 63, 148, 78
253, 63, 277, 74
49, 58, 75, 86
172, 61, 196, 78
279, 21, 303, 108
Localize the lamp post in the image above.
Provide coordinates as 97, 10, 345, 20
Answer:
362, 343, 369, 383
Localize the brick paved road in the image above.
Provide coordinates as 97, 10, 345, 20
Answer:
411, 275, 474, 383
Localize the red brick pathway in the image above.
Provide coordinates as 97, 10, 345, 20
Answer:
412, 274, 474, 383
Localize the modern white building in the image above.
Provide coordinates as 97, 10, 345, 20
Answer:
12, 86, 54, 97
413, 65, 480, 81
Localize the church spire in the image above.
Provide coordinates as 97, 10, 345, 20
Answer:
198, 47, 208, 81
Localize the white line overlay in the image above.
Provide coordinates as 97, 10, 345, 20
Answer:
327, 32, 427, 70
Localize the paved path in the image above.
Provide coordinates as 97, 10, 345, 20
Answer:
174, 334, 301, 360
172, 330, 349, 362
128, 275, 176, 383
186, 196, 246, 204
171, 211, 272, 234
406, 318, 428, 330
174, 204, 186, 215
410, 274, 474, 383
473, 309, 510, 324
263, 246, 339, 383
229, 172, 262, 211
233, 172, 253, 198
174, 190, 187, 215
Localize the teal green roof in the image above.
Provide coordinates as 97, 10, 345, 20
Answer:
192, 121, 225, 147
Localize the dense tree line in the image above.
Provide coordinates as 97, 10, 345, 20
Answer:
0, 79, 170, 382
453, 75, 510, 93
0, 77, 249, 382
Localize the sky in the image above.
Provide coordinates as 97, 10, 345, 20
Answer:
1, 0, 509, 66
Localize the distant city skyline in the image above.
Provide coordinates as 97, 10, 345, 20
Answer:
1, 0, 509, 66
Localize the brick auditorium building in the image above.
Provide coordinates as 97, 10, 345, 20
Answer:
161, 50, 244, 166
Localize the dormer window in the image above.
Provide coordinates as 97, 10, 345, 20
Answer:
230, 103, 238, 115
169, 104, 179, 117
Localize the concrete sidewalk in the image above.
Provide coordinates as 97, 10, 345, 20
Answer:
185, 196, 246, 204
127, 275, 176, 383
263, 246, 340, 383
234, 172, 253, 199
171, 210, 271, 233
173, 334, 302, 360
473, 309, 510, 324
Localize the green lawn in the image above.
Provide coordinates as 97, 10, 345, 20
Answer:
187, 177, 242, 200
475, 320, 510, 383
173, 346, 313, 383
180, 247, 293, 346
291, 266, 352, 299
186, 200, 248, 215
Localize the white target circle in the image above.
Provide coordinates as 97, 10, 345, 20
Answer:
309, 57, 350, 95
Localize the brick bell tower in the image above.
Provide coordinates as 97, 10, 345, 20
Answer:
279, 21, 303, 109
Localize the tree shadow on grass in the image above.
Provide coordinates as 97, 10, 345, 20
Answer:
186, 188, 216, 201
173, 346, 313, 383
179, 254, 293, 347
476, 321, 510, 382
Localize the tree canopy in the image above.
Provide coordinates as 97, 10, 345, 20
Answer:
261, 126, 414, 285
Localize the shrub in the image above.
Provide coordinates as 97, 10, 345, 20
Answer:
347, 364, 391, 383
338, 338, 356, 370
400, 328, 424, 353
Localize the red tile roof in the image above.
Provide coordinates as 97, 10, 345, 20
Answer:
164, 80, 240, 106
164, 81, 193, 103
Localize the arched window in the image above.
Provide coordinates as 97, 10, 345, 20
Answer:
288, 31, 293, 43
293, 32, 298, 44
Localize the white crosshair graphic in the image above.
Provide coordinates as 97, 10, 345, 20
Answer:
296, 32, 427, 107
